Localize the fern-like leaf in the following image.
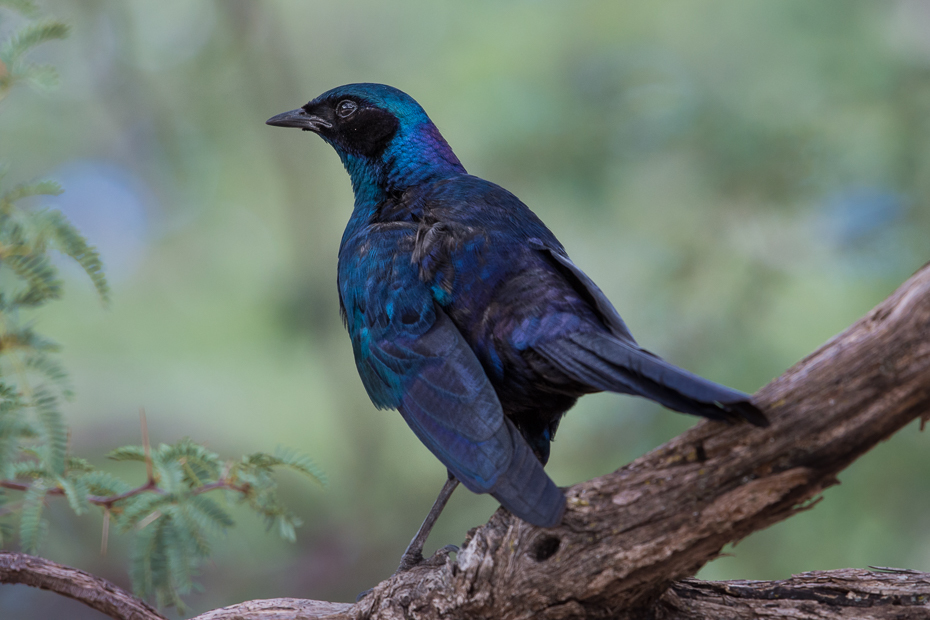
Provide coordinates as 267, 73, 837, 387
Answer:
187, 494, 233, 530
0, 0, 40, 18
65, 456, 93, 472
33, 386, 66, 475
0, 180, 62, 210
18, 480, 47, 552
58, 474, 89, 515
160, 438, 221, 487
11, 460, 45, 478
0, 21, 69, 65
2, 253, 62, 304
23, 353, 72, 398
172, 502, 212, 559
38, 209, 109, 302
271, 446, 328, 487
0, 326, 60, 356
131, 509, 197, 611
79, 470, 130, 496
152, 447, 184, 494
119, 493, 171, 530
107, 445, 147, 462
18, 62, 58, 91
130, 511, 166, 603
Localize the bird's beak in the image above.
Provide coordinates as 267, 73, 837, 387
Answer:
265, 108, 333, 132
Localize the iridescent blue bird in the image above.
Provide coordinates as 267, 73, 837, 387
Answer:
267, 84, 767, 570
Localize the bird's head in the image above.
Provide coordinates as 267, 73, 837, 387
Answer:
267, 83, 465, 203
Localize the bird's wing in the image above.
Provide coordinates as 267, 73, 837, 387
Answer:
527, 238, 639, 345
341, 227, 564, 526
525, 239, 768, 427
392, 310, 565, 526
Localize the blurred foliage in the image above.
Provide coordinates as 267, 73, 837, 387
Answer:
0, 1, 927, 618
0, 0, 68, 101
0, 0, 108, 562
0, 2, 323, 613
106, 439, 324, 609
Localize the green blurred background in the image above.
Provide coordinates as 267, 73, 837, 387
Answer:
2, 1, 929, 617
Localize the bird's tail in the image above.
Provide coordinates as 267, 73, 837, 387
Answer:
534, 331, 768, 427
486, 419, 566, 527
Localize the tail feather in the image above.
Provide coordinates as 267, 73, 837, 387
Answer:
535, 331, 768, 427
488, 419, 565, 527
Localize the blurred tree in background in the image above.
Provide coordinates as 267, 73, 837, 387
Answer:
0, 2, 323, 615
0, 0, 928, 618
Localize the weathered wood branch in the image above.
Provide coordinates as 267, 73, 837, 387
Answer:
0, 551, 166, 620
6, 554, 927, 620
184, 569, 930, 620
656, 568, 930, 619
2, 262, 928, 619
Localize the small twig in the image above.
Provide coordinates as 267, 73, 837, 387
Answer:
100, 508, 110, 556
1, 480, 38, 493
136, 510, 162, 530
192, 478, 249, 496
0, 478, 164, 507
1, 475, 248, 507
95, 479, 163, 508
140, 407, 155, 485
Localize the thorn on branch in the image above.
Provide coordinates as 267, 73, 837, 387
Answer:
101, 508, 110, 556
140, 407, 155, 485
136, 510, 162, 530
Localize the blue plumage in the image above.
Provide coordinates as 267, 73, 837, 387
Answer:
267, 84, 766, 541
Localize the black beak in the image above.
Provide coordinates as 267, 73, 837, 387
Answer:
266, 108, 333, 132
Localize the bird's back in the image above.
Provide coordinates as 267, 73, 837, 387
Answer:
373, 175, 628, 460
371, 174, 766, 462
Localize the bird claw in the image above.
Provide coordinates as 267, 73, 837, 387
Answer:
428, 544, 459, 564
395, 544, 459, 574
395, 549, 425, 573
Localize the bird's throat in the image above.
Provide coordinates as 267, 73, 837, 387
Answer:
341, 122, 466, 213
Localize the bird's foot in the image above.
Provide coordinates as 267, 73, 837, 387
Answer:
395, 544, 459, 574
427, 544, 459, 566
396, 549, 424, 573
357, 545, 460, 602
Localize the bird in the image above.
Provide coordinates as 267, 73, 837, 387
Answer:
266, 83, 767, 571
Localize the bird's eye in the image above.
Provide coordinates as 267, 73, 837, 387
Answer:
336, 99, 358, 118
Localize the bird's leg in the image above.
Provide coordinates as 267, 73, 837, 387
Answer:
396, 475, 460, 572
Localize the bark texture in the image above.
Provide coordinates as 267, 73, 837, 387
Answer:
0, 551, 166, 620
657, 569, 930, 619
184, 569, 930, 620
190, 598, 353, 620
2, 262, 929, 620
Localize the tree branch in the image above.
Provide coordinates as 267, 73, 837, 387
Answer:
657, 568, 930, 619
3, 262, 929, 619
189, 598, 353, 620
0, 551, 166, 620
180, 569, 930, 620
